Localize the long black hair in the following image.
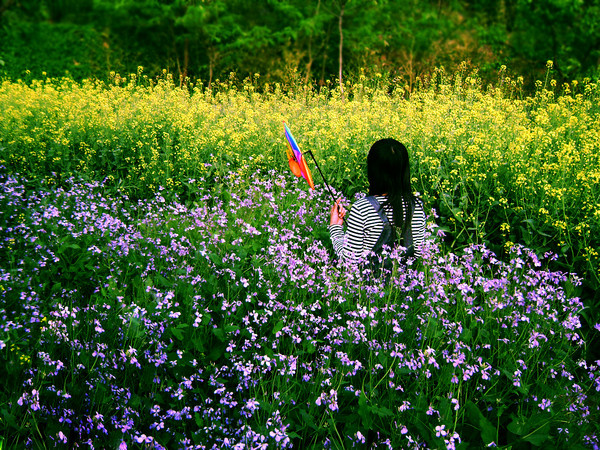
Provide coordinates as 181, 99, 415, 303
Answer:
367, 138, 415, 235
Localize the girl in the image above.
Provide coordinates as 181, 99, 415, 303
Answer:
328, 138, 426, 266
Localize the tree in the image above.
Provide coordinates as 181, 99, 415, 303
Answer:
2, 0, 599, 86
175, 1, 239, 86
319, 0, 382, 94
466, 0, 600, 82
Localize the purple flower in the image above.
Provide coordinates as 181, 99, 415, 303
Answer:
355, 431, 366, 444
539, 398, 552, 411
435, 424, 448, 437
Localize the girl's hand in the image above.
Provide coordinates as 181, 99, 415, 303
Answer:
330, 198, 346, 226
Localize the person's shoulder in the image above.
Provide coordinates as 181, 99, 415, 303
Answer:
353, 196, 374, 208
352, 196, 379, 215
411, 194, 424, 208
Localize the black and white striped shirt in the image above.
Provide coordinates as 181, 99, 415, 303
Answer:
328, 195, 426, 264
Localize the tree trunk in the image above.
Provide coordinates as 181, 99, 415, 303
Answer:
182, 37, 189, 87
304, 0, 321, 84
338, 4, 344, 98
209, 51, 214, 89
305, 59, 313, 84
319, 23, 332, 86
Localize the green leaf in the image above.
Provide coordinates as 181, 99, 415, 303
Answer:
130, 394, 142, 409
208, 253, 221, 266
208, 343, 225, 361
212, 327, 225, 342
299, 409, 317, 431
272, 320, 284, 335
192, 337, 206, 352
370, 404, 393, 418
460, 327, 472, 341
236, 247, 248, 259
1, 407, 17, 429
358, 391, 374, 429
127, 317, 145, 339
224, 323, 239, 334
523, 426, 550, 446
507, 417, 524, 436
171, 327, 184, 340
465, 401, 496, 445
51, 281, 63, 293
521, 413, 551, 446
304, 340, 316, 354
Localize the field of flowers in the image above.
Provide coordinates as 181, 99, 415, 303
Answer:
1, 66, 600, 448
1, 66, 599, 300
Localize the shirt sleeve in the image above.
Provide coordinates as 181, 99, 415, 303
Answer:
328, 203, 366, 264
411, 199, 426, 257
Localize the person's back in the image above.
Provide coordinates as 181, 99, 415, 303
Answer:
328, 139, 426, 272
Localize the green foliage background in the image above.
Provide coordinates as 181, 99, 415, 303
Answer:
1, 0, 600, 88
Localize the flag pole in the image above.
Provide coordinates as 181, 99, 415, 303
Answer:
304, 149, 337, 204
